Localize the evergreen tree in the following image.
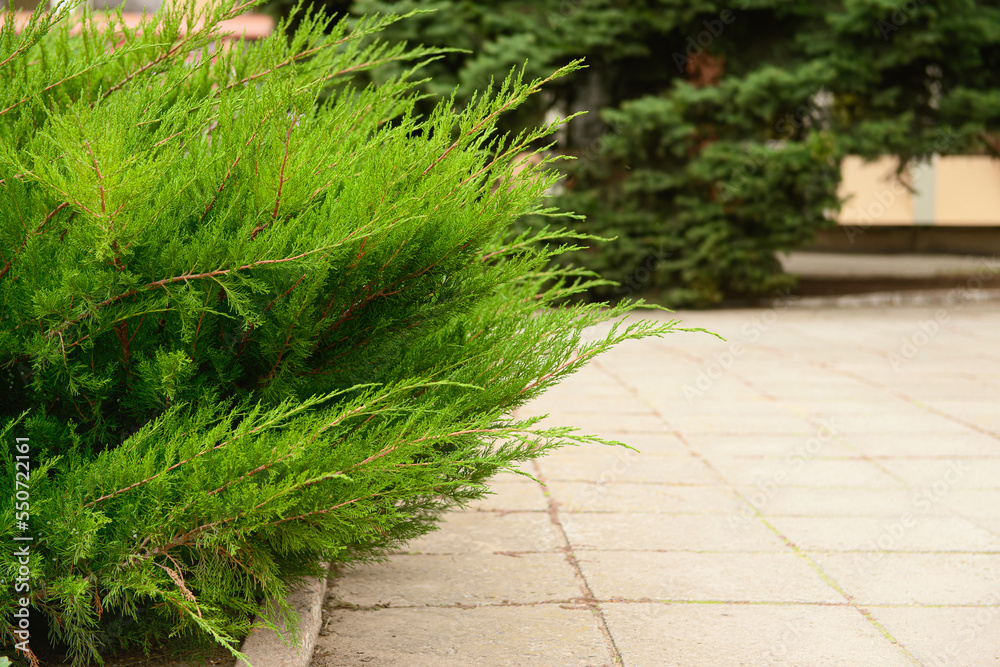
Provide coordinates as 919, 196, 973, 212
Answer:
0, 2, 692, 664
297, 0, 1000, 306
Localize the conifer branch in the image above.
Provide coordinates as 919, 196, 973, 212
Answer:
222, 27, 360, 92
101, 0, 258, 101
47, 250, 328, 339
270, 120, 296, 222
421, 67, 572, 177
266, 491, 385, 527
0, 202, 69, 282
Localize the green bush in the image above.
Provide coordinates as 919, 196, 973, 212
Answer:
0, 2, 688, 664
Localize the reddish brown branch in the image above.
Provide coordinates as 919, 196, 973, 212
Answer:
270, 122, 295, 221
49, 250, 320, 340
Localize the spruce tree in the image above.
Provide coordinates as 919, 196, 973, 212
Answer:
0, 1, 692, 664
309, 0, 1000, 307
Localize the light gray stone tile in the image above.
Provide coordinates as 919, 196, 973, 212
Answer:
868, 605, 1000, 667
536, 449, 717, 485
547, 482, 747, 515
741, 486, 950, 518
841, 432, 999, 457
578, 551, 842, 603
768, 516, 1000, 552
878, 458, 999, 489
468, 480, 548, 512
944, 490, 1000, 519
712, 458, 903, 489
809, 553, 1000, 605
402, 512, 562, 555
313, 606, 610, 667
684, 433, 860, 458
560, 513, 786, 552
602, 603, 914, 667
328, 553, 580, 607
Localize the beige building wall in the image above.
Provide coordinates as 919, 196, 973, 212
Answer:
838, 155, 1000, 227
934, 156, 1000, 226
838, 156, 915, 226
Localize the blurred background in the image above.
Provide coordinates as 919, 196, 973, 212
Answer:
8, 0, 1000, 307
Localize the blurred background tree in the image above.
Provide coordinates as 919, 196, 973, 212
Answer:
262, 0, 1000, 307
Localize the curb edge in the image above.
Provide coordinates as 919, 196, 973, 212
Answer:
236, 567, 329, 667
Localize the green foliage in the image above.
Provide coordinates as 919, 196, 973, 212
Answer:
0, 2, 689, 664
277, 0, 1000, 306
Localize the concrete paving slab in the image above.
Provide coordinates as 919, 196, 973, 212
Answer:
867, 605, 1000, 667
305, 303, 1000, 666
601, 603, 916, 667
312, 606, 611, 667
328, 553, 580, 607
768, 516, 1000, 552
808, 553, 1000, 605
547, 481, 747, 515
559, 513, 787, 552
877, 459, 998, 489
400, 512, 562, 555
839, 432, 1000, 457
799, 411, 971, 435
943, 490, 1000, 518
682, 433, 861, 458
465, 479, 549, 512
711, 458, 904, 488
603, 432, 692, 455
576, 551, 843, 603
536, 450, 716, 485
739, 486, 950, 518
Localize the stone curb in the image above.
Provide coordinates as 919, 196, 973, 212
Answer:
236, 568, 329, 667
777, 287, 1000, 309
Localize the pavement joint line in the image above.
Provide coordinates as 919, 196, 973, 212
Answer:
532, 458, 624, 667
748, 342, 1000, 550
759, 343, 1000, 443
679, 342, 916, 488
755, 516, 925, 666
733, 344, 968, 489
781, 322, 892, 358
656, 344, 782, 401
308, 309, 1000, 665
329, 598, 1000, 609
591, 358, 927, 667
777, 287, 1000, 309
568, 547, 1000, 555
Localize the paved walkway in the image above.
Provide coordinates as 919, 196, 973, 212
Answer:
779, 252, 999, 279
310, 300, 1000, 667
